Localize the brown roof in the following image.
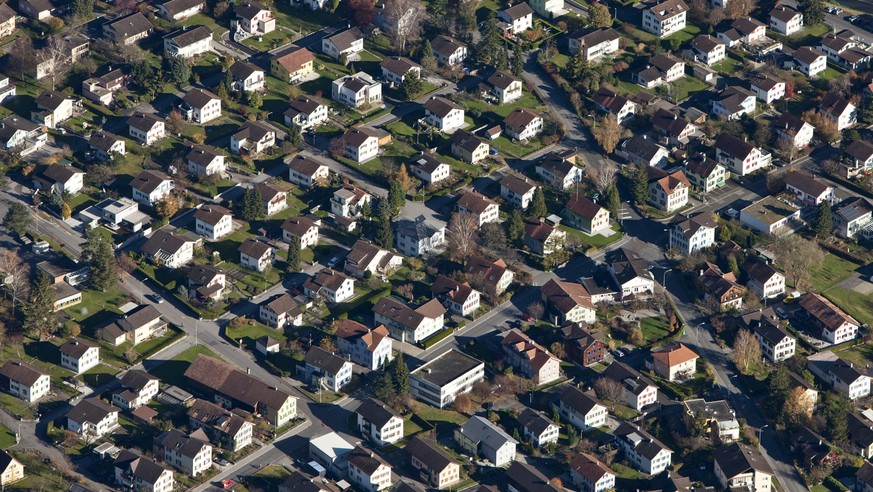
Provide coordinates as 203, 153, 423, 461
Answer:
501, 329, 558, 371
417, 298, 448, 318
648, 167, 690, 195
456, 191, 497, 215
273, 46, 314, 73
59, 338, 96, 358
424, 96, 462, 118
106, 12, 153, 39
194, 204, 231, 226
67, 397, 119, 425
182, 87, 220, 108
799, 293, 859, 331
288, 154, 328, 176
380, 56, 420, 76
184, 354, 293, 410
770, 5, 800, 22
486, 70, 520, 91
285, 95, 326, 118
342, 127, 379, 147
592, 87, 631, 114
326, 27, 364, 52
254, 182, 284, 203
264, 293, 299, 315
347, 446, 389, 475
450, 130, 486, 152
524, 219, 558, 242
373, 297, 443, 330
281, 216, 318, 236
405, 437, 457, 473
500, 174, 536, 197
432, 275, 477, 305
229, 60, 262, 80
647, 0, 687, 20
505, 108, 541, 133
691, 34, 724, 53
305, 269, 352, 293
187, 144, 222, 167
783, 170, 830, 197
794, 46, 826, 64
500, 2, 533, 20
819, 92, 853, 117
239, 238, 273, 259
463, 255, 509, 286
131, 170, 171, 195
651, 342, 699, 367
0, 360, 47, 386
128, 112, 164, 132
303, 346, 348, 374
576, 28, 620, 48
565, 196, 604, 221
570, 453, 614, 484
715, 133, 755, 160
36, 90, 71, 111
89, 131, 122, 152
431, 35, 465, 57
164, 25, 213, 47
541, 279, 594, 314
651, 108, 692, 137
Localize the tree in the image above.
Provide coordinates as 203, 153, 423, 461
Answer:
131, 61, 163, 96
247, 91, 263, 110
593, 377, 624, 407
165, 54, 190, 86
605, 184, 621, 221
529, 187, 547, 219
815, 200, 833, 239
84, 230, 118, 291
0, 250, 28, 316
419, 39, 436, 71
241, 187, 265, 222
781, 386, 812, 427
388, 177, 405, 216
288, 124, 302, 150
373, 370, 394, 401
154, 194, 179, 220
391, 355, 410, 396
527, 301, 544, 320
508, 208, 525, 243
475, 11, 502, 66
383, 0, 425, 53
116, 251, 136, 275
589, 161, 618, 193
38, 35, 69, 90
60, 202, 72, 219
167, 110, 186, 134
823, 392, 848, 445
24, 271, 55, 340
628, 326, 645, 346
773, 235, 824, 290
400, 71, 424, 99
287, 236, 301, 271
3, 203, 31, 238
347, 0, 377, 26
512, 41, 524, 77
588, 2, 612, 27
447, 212, 479, 263
798, 0, 825, 25
549, 342, 566, 359
724, 0, 755, 19
319, 337, 337, 352
72, 0, 95, 20
802, 109, 839, 144
733, 329, 761, 373
374, 211, 394, 249
593, 114, 621, 154
632, 164, 650, 206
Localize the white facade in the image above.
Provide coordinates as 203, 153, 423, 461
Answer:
670, 223, 715, 256
60, 345, 99, 374
642, 1, 687, 37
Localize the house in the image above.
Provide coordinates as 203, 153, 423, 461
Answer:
114, 451, 174, 492
501, 329, 561, 384
536, 150, 585, 189
497, 2, 533, 36
450, 130, 489, 164
284, 94, 328, 130
103, 12, 153, 45
506, 462, 562, 492
739, 195, 801, 235
669, 213, 716, 255
614, 422, 673, 474
424, 96, 465, 133
185, 354, 297, 426
570, 453, 615, 492
127, 112, 165, 146
769, 5, 803, 35
622, 135, 668, 167
541, 278, 595, 325
713, 443, 773, 491
558, 386, 607, 431
356, 398, 403, 446
799, 293, 859, 344
784, 171, 834, 205
186, 399, 253, 451
774, 113, 814, 149
463, 255, 514, 295
0, 360, 49, 402
504, 108, 543, 141
304, 269, 355, 303
794, 46, 828, 78
455, 416, 517, 467
715, 133, 772, 176
717, 17, 766, 47
33, 163, 84, 196
66, 397, 120, 436
696, 262, 746, 311
648, 167, 690, 213
255, 335, 279, 355
432, 275, 481, 316
792, 427, 838, 470
231, 121, 276, 155
684, 155, 725, 193
286, 154, 329, 188
605, 248, 655, 300
683, 399, 740, 443
271, 46, 315, 83
602, 361, 658, 411
516, 407, 559, 448
186, 145, 226, 177
154, 429, 212, 477
642, 0, 687, 37
410, 350, 484, 408
194, 205, 232, 240
301, 346, 354, 392
239, 238, 274, 273
0, 4, 16, 39
560, 323, 607, 367
0, 115, 47, 155
455, 191, 499, 228
229, 60, 265, 92
690, 35, 726, 65
711, 86, 756, 120
181, 88, 221, 124
259, 293, 302, 329
569, 28, 621, 62
347, 447, 393, 492
336, 321, 392, 371
139, 230, 193, 268
592, 87, 636, 125
0, 450, 24, 486
750, 74, 785, 104
748, 313, 795, 363
743, 257, 785, 299
256, 183, 288, 216
343, 240, 402, 279
322, 27, 364, 60
849, 413, 873, 458
111, 370, 159, 410
157, 0, 204, 20
342, 127, 380, 163
163, 25, 212, 58
187, 264, 226, 301
499, 174, 537, 211
834, 196, 873, 238
233, 1, 275, 36
31, 90, 74, 129
281, 215, 319, 248
482, 71, 523, 104
332, 72, 382, 110
394, 216, 446, 257
82, 68, 126, 105
59, 338, 99, 374
788, 371, 818, 414
380, 57, 421, 87
525, 219, 566, 256
410, 152, 451, 185
89, 131, 126, 162
818, 92, 857, 131
431, 35, 467, 66
651, 108, 698, 146
130, 170, 173, 206
819, 30, 869, 69
374, 296, 446, 343
651, 342, 699, 381
100, 305, 167, 347
843, 140, 873, 178
309, 432, 355, 474
859, 462, 873, 492
405, 437, 460, 490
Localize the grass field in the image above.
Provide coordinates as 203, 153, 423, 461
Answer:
148, 345, 219, 387
826, 287, 873, 327
809, 254, 859, 291
835, 342, 873, 368
640, 316, 671, 344
226, 319, 286, 349
0, 423, 16, 449
560, 223, 624, 250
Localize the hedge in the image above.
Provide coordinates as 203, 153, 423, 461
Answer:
418, 327, 454, 349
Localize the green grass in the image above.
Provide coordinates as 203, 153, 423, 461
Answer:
226, 319, 286, 349
78, 363, 120, 388
242, 29, 295, 51
560, 223, 624, 250
147, 345, 219, 387
834, 342, 873, 368
462, 90, 544, 118
179, 13, 228, 34
816, 66, 843, 82
664, 23, 701, 44
5, 450, 70, 490
0, 423, 16, 449
254, 464, 292, 487
489, 135, 544, 158
415, 407, 467, 426
403, 414, 424, 437
66, 287, 129, 326
825, 287, 873, 327
711, 55, 744, 76
551, 53, 569, 69
809, 254, 859, 291
640, 316, 671, 344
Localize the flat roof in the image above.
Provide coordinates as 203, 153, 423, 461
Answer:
741, 196, 799, 226
411, 349, 483, 387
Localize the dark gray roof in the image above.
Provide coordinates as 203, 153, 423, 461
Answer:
516, 407, 555, 436
155, 428, 209, 458
0, 360, 46, 386
623, 135, 664, 161
187, 145, 222, 167
614, 421, 671, 459
325, 27, 364, 52
120, 369, 157, 390
404, 437, 456, 473
505, 462, 561, 492
106, 12, 153, 40
159, 0, 204, 16
303, 346, 348, 374
66, 397, 119, 425
141, 230, 189, 257
114, 450, 168, 485
36, 90, 71, 111
164, 25, 212, 47
395, 216, 442, 240
459, 415, 517, 449
230, 60, 262, 80
835, 196, 873, 223
500, 2, 533, 20
560, 386, 602, 415
409, 152, 448, 174
235, 1, 268, 18
59, 338, 96, 358
602, 361, 655, 396
411, 349, 481, 387
183, 88, 220, 108
89, 131, 122, 152
127, 112, 164, 133
356, 398, 399, 427
713, 442, 773, 479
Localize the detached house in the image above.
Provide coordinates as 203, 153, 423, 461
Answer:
651, 108, 697, 147
59, 338, 99, 374
505, 108, 543, 141
592, 87, 636, 125
642, 0, 687, 37
432, 275, 480, 316
380, 56, 421, 87
347, 446, 394, 492
605, 248, 655, 300
569, 28, 621, 62
696, 262, 745, 311
769, 5, 803, 35
424, 96, 465, 133
542, 279, 595, 325
284, 94, 328, 130
783, 170, 834, 205
800, 293, 859, 345
229, 60, 265, 92
834, 196, 873, 238
256, 183, 288, 216
322, 27, 364, 60
140, 230, 193, 269
114, 451, 174, 492
750, 315, 795, 363
394, 216, 445, 257
103, 12, 153, 45
410, 350, 484, 408
233, 2, 275, 37
163, 26, 212, 58
715, 133, 772, 176
373, 296, 446, 343
186, 264, 226, 302
356, 398, 403, 446
336, 321, 393, 370
405, 437, 460, 490
332, 72, 382, 110
517, 407, 559, 447
410, 152, 451, 185
614, 422, 673, 475
101, 305, 167, 347
271, 46, 315, 83
647, 167, 690, 213
288, 154, 329, 187
304, 269, 355, 303
536, 150, 584, 189
301, 346, 353, 392
500, 174, 538, 210
622, 135, 668, 167
750, 74, 785, 104
506, 462, 563, 492
343, 239, 402, 280
66, 397, 120, 436
482, 70, 523, 104
239, 238, 274, 273
711, 86, 756, 120
743, 257, 785, 300
450, 130, 489, 164
570, 453, 615, 492
455, 191, 499, 227
717, 17, 766, 47
111, 370, 159, 410
0, 360, 50, 402
684, 154, 725, 193
186, 145, 226, 177
794, 46, 827, 78
33, 163, 84, 196
154, 429, 212, 477
774, 113, 814, 149
560, 323, 607, 367
683, 399, 740, 443
194, 205, 232, 240
281, 215, 320, 248
32, 90, 74, 129
0, 5, 16, 39
829, 358, 870, 400
89, 131, 126, 161
713, 443, 773, 492
690, 35, 726, 65
259, 293, 303, 329
558, 386, 607, 431
819, 30, 871, 69
497, 2, 533, 36
0, 450, 24, 486
501, 329, 561, 384
181, 88, 221, 124
127, 112, 165, 146
157, 0, 205, 20
231, 121, 276, 155
524, 219, 567, 256
651, 342, 699, 381
130, 170, 173, 206
455, 416, 517, 467
463, 255, 514, 295
602, 361, 658, 411
342, 126, 380, 163
818, 92, 857, 131
431, 35, 467, 66
844, 140, 873, 178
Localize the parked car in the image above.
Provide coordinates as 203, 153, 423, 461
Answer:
151, 294, 164, 304
725, 208, 739, 219
327, 256, 339, 267
612, 349, 624, 358
220, 480, 236, 489
519, 313, 533, 322
775, 307, 788, 318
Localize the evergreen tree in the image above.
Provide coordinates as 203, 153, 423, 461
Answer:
496, 44, 510, 71
529, 187, 547, 218
419, 39, 436, 70
165, 55, 190, 86
815, 200, 833, 239
240, 187, 264, 222
512, 41, 524, 77
84, 230, 118, 291
632, 164, 650, 206
388, 178, 405, 216
287, 236, 301, 272
288, 124, 303, 150
375, 215, 394, 248
507, 208, 525, 243
823, 393, 848, 445
247, 91, 263, 110
798, 0, 825, 25
391, 355, 410, 396
24, 271, 55, 340
2, 203, 30, 238
222, 71, 235, 97
372, 370, 394, 401
400, 71, 424, 99
475, 11, 501, 65
72, 0, 94, 20
726, 255, 739, 277
565, 47, 590, 85
605, 184, 621, 221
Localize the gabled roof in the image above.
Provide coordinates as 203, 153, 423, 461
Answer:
373, 297, 444, 329
834, 196, 873, 223
819, 92, 853, 117
233, 120, 274, 143
182, 88, 220, 108
651, 342, 699, 367
845, 140, 873, 162
750, 73, 783, 91
559, 386, 602, 415
194, 204, 231, 226
155, 428, 209, 458
715, 133, 756, 160
159, 0, 205, 16
799, 293, 859, 331
380, 56, 420, 76
288, 153, 328, 175
606, 248, 653, 285
187, 144, 222, 167
624, 135, 665, 161
239, 238, 272, 259
0, 3, 15, 23
770, 5, 801, 22
463, 255, 509, 286
409, 152, 448, 174
128, 112, 164, 133
59, 338, 96, 358
684, 154, 721, 179
570, 453, 614, 484
164, 25, 212, 47
281, 215, 318, 236
304, 346, 348, 374
131, 170, 171, 194
541, 279, 594, 314
648, 167, 690, 195
431, 35, 465, 56
405, 437, 456, 473
794, 46, 826, 64
432, 274, 478, 305
106, 12, 154, 39
273, 46, 314, 73
185, 354, 293, 410
263, 293, 299, 315
456, 191, 496, 215
395, 216, 443, 240
602, 361, 655, 396
576, 28, 620, 47
120, 369, 158, 391
41, 164, 84, 184
36, 90, 71, 111
652, 108, 692, 137
230, 60, 262, 80
141, 230, 190, 257
714, 86, 755, 113
646, 0, 687, 20
500, 2, 533, 20
713, 442, 773, 479
593, 87, 632, 115
773, 112, 809, 136
505, 462, 561, 492
424, 96, 462, 118
235, 1, 269, 19
691, 34, 724, 53
486, 70, 521, 91
305, 269, 352, 293
501, 329, 559, 371
505, 108, 542, 133
325, 27, 364, 52
614, 421, 671, 459
500, 174, 537, 197
356, 398, 400, 427
525, 219, 559, 243
255, 182, 284, 202
783, 170, 830, 197
450, 129, 486, 152
342, 127, 379, 147
114, 450, 169, 485
0, 360, 46, 386
66, 397, 119, 425
89, 131, 122, 152
459, 415, 517, 449
347, 446, 389, 475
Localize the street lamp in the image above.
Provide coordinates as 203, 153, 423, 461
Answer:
757, 424, 769, 443
662, 268, 673, 286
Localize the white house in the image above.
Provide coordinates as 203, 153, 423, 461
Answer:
114, 451, 175, 492
602, 362, 659, 411
819, 92, 857, 131
410, 152, 451, 185
258, 294, 302, 330
111, 370, 160, 410
342, 127, 380, 163
455, 416, 517, 467
570, 453, 616, 492
347, 447, 394, 492
497, 3, 534, 36
89, 131, 126, 161
829, 359, 871, 400
379, 56, 421, 87
642, 0, 687, 37
711, 86, 757, 120
648, 167, 690, 213
374, 296, 446, 343
684, 155, 726, 193
332, 72, 382, 109
229, 60, 265, 92
651, 342, 699, 381
431, 35, 467, 66
288, 154, 330, 187
59, 338, 99, 374
32, 90, 74, 129
622, 135, 668, 167
483, 71, 523, 104
335, 321, 393, 370
558, 386, 607, 431
321, 27, 364, 60
0, 361, 49, 402
783, 171, 834, 206
500, 174, 537, 210
794, 46, 827, 78
450, 130, 490, 164
130, 170, 173, 206
154, 429, 213, 478
140, 230, 193, 268
834, 196, 873, 238
752, 319, 795, 363
504, 108, 543, 141
669, 213, 716, 255
424, 96, 465, 133
568, 28, 621, 62
405, 437, 461, 490
128, 112, 165, 146
304, 269, 355, 303
410, 350, 484, 408
194, 205, 233, 240
592, 87, 636, 125
715, 133, 772, 176
343, 240, 403, 280
256, 183, 288, 216
356, 398, 404, 446
614, 422, 673, 475
181, 88, 221, 124
431, 275, 481, 317
714, 443, 773, 491
717, 17, 766, 47
517, 408, 559, 448
233, 2, 275, 37
394, 216, 445, 257
33, 164, 84, 196
800, 293, 859, 345
749, 74, 785, 104
541, 279, 595, 324
66, 398, 120, 436
157, 0, 205, 20
536, 151, 584, 190
605, 248, 656, 300
635, 53, 685, 88
501, 329, 561, 385
563, 196, 610, 235
769, 6, 803, 35
774, 113, 814, 149
281, 216, 319, 248
690, 35, 726, 65
230, 121, 276, 155
302, 346, 354, 392
163, 26, 212, 58
284, 94, 329, 130
239, 238, 274, 273
455, 191, 499, 228
186, 145, 226, 177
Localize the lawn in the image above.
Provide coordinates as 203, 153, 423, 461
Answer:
403, 414, 424, 437
462, 90, 544, 119
834, 342, 873, 368
180, 13, 229, 34
226, 319, 286, 349
664, 23, 701, 44
711, 55, 744, 76
490, 135, 545, 158
825, 287, 873, 327
147, 345, 219, 388
78, 363, 120, 388
560, 223, 624, 250
808, 254, 859, 291
414, 407, 466, 427
5, 450, 70, 490
65, 287, 129, 326
0, 423, 16, 449
640, 316, 671, 344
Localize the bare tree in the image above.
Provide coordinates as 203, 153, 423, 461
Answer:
446, 212, 479, 263
38, 35, 70, 90
592, 114, 621, 154
588, 161, 618, 193
0, 250, 29, 316
733, 329, 761, 373
773, 235, 824, 290
593, 377, 625, 408
775, 135, 799, 162
724, 0, 755, 18
527, 301, 544, 320
802, 109, 839, 144
383, 0, 426, 54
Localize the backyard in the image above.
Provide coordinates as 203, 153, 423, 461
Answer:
147, 345, 219, 387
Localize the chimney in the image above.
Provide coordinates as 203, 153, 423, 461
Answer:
246, 367, 251, 374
